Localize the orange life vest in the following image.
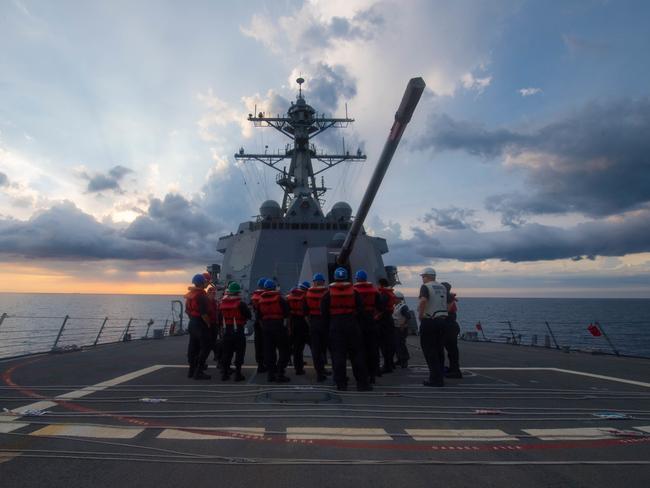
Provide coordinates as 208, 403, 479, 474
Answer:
184, 287, 205, 318
250, 289, 264, 310
353, 281, 378, 314
306, 286, 327, 316
258, 290, 284, 321
206, 287, 218, 323
329, 282, 356, 315
287, 288, 306, 317
220, 294, 246, 327
448, 293, 458, 314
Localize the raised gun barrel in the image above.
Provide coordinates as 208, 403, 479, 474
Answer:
337, 77, 426, 266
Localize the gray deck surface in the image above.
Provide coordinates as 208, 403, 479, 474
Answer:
1, 335, 650, 487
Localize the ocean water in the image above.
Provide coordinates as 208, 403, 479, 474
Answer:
0, 294, 649, 359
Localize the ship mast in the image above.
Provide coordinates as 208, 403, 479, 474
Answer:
234, 77, 366, 215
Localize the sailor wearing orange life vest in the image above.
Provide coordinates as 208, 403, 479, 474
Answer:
184, 274, 212, 380
287, 282, 310, 375
306, 273, 330, 382
219, 281, 252, 382
250, 278, 268, 374
377, 277, 398, 374
353, 269, 383, 385
203, 272, 222, 368
321, 267, 372, 392
258, 279, 291, 383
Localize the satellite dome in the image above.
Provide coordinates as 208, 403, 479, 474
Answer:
260, 200, 282, 219
329, 201, 352, 222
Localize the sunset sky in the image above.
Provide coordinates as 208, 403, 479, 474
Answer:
1, 0, 650, 297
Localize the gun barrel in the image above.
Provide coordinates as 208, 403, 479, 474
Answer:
337, 77, 426, 266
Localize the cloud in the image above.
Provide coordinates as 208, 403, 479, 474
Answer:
0, 172, 8, 187
562, 34, 610, 55
289, 63, 357, 114
416, 98, 650, 219
80, 165, 134, 193
518, 87, 542, 97
460, 72, 492, 93
422, 207, 480, 230
390, 208, 650, 263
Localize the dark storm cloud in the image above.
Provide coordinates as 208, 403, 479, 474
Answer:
82, 165, 133, 193
0, 172, 8, 187
306, 63, 357, 114
422, 207, 479, 230
0, 193, 226, 263
298, 7, 384, 51
416, 98, 650, 220
388, 208, 650, 264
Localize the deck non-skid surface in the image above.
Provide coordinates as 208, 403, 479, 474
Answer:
2, 336, 650, 487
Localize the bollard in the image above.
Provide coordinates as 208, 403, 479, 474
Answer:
52, 315, 70, 351
544, 335, 551, 348
94, 317, 109, 346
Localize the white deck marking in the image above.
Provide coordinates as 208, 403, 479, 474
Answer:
158, 427, 265, 440
466, 367, 650, 389
286, 427, 391, 441
406, 429, 516, 442
0, 422, 28, 433
31, 424, 143, 439
523, 427, 617, 440
634, 426, 650, 433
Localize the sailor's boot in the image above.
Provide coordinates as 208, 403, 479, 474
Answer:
234, 367, 246, 382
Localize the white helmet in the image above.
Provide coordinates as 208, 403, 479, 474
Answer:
420, 267, 436, 277
394, 291, 404, 300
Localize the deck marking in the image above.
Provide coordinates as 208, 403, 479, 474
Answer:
523, 428, 617, 440
56, 365, 165, 400
31, 424, 143, 439
466, 367, 650, 389
634, 426, 650, 433
0, 421, 28, 433
158, 427, 265, 440
406, 429, 516, 442
2, 400, 58, 422
286, 427, 391, 441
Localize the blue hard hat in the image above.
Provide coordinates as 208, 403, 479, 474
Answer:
354, 269, 368, 281
334, 267, 348, 281
257, 277, 268, 288
192, 274, 206, 286
263, 279, 276, 290
300, 281, 310, 290
313, 273, 325, 282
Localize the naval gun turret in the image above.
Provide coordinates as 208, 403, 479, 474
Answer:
215, 76, 425, 296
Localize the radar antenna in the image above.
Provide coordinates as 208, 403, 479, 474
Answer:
234, 78, 366, 213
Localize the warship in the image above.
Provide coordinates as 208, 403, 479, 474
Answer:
1, 78, 650, 487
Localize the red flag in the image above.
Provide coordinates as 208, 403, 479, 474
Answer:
475, 322, 483, 331
588, 323, 602, 337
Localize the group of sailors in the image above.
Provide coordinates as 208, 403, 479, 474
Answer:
184, 266, 461, 391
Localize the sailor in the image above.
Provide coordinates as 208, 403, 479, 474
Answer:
258, 279, 291, 382
306, 273, 330, 382
184, 274, 212, 380
353, 269, 382, 384
321, 267, 372, 392
287, 281, 310, 375
219, 281, 252, 382
376, 278, 397, 374
250, 278, 268, 373
203, 272, 222, 369
417, 267, 448, 387
392, 291, 411, 368
441, 282, 462, 379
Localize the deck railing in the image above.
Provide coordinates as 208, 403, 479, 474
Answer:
0, 304, 185, 360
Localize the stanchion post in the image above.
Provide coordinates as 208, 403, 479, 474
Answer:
144, 319, 154, 338
52, 315, 70, 351
0, 313, 8, 330
94, 317, 109, 346
122, 318, 134, 341
506, 320, 517, 344
544, 321, 561, 350
596, 321, 620, 356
